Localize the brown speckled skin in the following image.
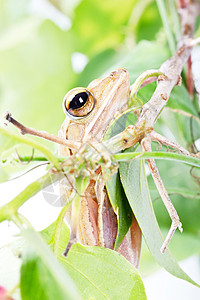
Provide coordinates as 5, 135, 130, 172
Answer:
58, 69, 141, 268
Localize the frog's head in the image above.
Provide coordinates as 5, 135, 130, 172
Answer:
62, 68, 130, 143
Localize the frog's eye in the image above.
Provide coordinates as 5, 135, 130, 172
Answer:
63, 88, 95, 119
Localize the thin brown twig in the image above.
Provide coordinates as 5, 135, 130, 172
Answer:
141, 137, 183, 253
150, 131, 190, 155
4, 112, 81, 150
15, 148, 35, 165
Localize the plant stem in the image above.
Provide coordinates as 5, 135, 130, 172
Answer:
114, 151, 200, 167
142, 138, 183, 253
129, 69, 163, 100
0, 171, 62, 223
0, 126, 60, 170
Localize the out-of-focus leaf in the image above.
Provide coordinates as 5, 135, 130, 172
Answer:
153, 189, 200, 235
154, 109, 200, 150
60, 243, 147, 300
0, 126, 59, 182
21, 251, 68, 300
0, 0, 31, 33
78, 40, 170, 86
71, 0, 137, 56
119, 148, 199, 287
0, 126, 46, 183
136, 1, 162, 42
41, 219, 70, 256
167, 85, 198, 115
76, 48, 119, 87
140, 231, 200, 277
0, 19, 74, 139
21, 228, 80, 300
147, 156, 200, 235
0, 243, 21, 300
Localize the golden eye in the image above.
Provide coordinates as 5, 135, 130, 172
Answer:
63, 88, 95, 119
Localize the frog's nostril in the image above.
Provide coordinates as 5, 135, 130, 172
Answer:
110, 68, 128, 77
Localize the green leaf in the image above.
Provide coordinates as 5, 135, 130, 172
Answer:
119, 149, 199, 287
135, 1, 162, 42
103, 111, 129, 140
60, 243, 147, 300
72, 0, 137, 56
21, 250, 69, 300
106, 172, 133, 250
147, 158, 200, 235
78, 41, 170, 87
41, 220, 70, 257
104, 112, 134, 249
105, 41, 169, 84
0, 19, 74, 138
152, 187, 200, 235
0, 126, 60, 172
140, 231, 200, 277
20, 228, 80, 300
167, 85, 198, 115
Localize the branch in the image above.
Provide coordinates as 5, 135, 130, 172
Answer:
137, 1, 198, 128
141, 137, 182, 253
150, 131, 190, 155
4, 112, 81, 151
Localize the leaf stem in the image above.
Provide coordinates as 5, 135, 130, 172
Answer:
0, 126, 60, 170
129, 69, 163, 106
7, 283, 20, 298
114, 151, 200, 167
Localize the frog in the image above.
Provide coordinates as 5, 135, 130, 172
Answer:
58, 68, 141, 268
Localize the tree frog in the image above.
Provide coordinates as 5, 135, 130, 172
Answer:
59, 69, 141, 267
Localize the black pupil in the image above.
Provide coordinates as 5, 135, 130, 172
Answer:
69, 92, 88, 110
